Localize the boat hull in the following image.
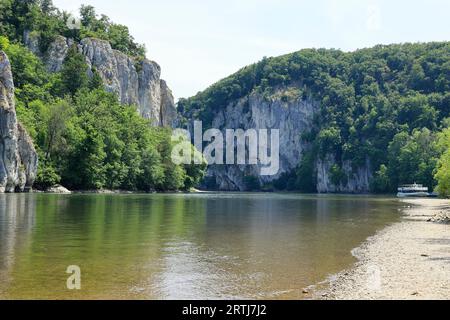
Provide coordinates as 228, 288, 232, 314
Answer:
397, 192, 430, 198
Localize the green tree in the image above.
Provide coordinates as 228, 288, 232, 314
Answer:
183, 146, 207, 190
0, 36, 10, 51
60, 45, 89, 95
80, 5, 97, 28
89, 69, 104, 90
41, 100, 73, 160
35, 165, 61, 190
295, 151, 317, 192
3, 42, 46, 88
329, 164, 347, 187
387, 129, 439, 190
435, 128, 450, 197
371, 165, 391, 193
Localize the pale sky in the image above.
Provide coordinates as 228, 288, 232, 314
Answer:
53, 0, 450, 100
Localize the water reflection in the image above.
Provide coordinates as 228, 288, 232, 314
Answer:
0, 194, 36, 295
0, 193, 400, 299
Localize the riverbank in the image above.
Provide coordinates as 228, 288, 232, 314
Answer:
315, 198, 450, 300
31, 187, 206, 194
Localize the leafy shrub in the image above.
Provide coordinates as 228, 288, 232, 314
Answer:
35, 165, 61, 190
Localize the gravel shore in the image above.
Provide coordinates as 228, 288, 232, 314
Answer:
315, 198, 450, 300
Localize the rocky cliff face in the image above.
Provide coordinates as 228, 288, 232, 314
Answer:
24, 32, 177, 127
202, 90, 317, 191
201, 89, 372, 192
316, 154, 372, 193
22, 32, 373, 193
0, 52, 38, 193
160, 80, 178, 127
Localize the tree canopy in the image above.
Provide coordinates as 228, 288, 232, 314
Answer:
179, 42, 450, 194
0, 0, 146, 57
0, 1, 205, 192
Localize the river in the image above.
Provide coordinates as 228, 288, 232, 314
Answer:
0, 193, 401, 299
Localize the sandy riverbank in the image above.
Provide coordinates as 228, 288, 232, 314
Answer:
315, 198, 450, 300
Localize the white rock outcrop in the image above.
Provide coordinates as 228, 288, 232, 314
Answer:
201, 90, 372, 192
316, 154, 372, 193
0, 51, 38, 193
202, 91, 318, 191
24, 33, 177, 127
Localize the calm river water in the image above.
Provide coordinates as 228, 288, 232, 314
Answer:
0, 193, 401, 299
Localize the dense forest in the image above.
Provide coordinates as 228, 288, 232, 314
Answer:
179, 43, 450, 195
1, 0, 449, 195
0, 0, 206, 191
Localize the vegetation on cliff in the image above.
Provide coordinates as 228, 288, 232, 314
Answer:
0, 0, 205, 191
179, 42, 450, 194
0, 0, 145, 57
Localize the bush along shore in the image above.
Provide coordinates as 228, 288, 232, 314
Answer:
313, 198, 450, 300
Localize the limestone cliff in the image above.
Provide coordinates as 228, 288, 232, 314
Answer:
24, 32, 177, 127
160, 80, 178, 127
201, 90, 316, 191
199, 89, 372, 192
316, 154, 372, 193
0, 52, 38, 193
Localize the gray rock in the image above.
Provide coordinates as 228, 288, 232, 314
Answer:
17, 123, 38, 191
202, 90, 318, 191
0, 51, 38, 193
25, 33, 177, 127
316, 154, 372, 193
199, 89, 372, 192
430, 210, 450, 224
160, 80, 178, 127
46, 185, 71, 194
23, 31, 41, 57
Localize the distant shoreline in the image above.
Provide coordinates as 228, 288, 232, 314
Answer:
9, 189, 447, 197
315, 198, 450, 300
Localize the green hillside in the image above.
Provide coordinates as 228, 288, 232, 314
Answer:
179, 42, 450, 194
0, 0, 205, 191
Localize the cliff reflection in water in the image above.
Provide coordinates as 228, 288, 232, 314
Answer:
0, 193, 400, 299
0, 194, 36, 293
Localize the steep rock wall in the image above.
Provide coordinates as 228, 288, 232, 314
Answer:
203, 91, 318, 191
24, 33, 177, 127
0, 52, 38, 193
316, 154, 372, 193
201, 90, 372, 192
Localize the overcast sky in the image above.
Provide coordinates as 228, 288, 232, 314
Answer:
53, 0, 450, 100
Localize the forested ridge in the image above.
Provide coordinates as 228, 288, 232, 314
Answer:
179, 42, 450, 195
0, 0, 206, 191
1, 0, 449, 195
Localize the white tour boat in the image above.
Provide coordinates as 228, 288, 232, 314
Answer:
397, 183, 429, 198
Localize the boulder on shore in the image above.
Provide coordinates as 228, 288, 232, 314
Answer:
46, 185, 72, 194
